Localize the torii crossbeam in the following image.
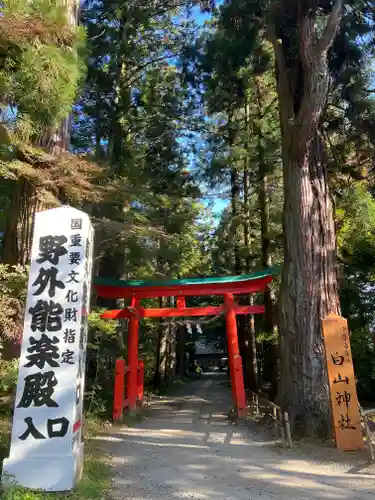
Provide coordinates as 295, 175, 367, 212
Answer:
94, 268, 277, 420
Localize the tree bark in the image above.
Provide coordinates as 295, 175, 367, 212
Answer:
2, 179, 40, 266
278, 134, 340, 435
255, 75, 278, 399
228, 106, 254, 387
243, 97, 252, 273
270, 1, 343, 435
108, 1, 132, 168
175, 325, 185, 377
239, 98, 258, 392
153, 297, 169, 389
228, 111, 242, 275
165, 322, 177, 384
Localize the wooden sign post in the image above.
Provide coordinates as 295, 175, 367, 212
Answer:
322, 314, 363, 451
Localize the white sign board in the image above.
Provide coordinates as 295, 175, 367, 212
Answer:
2, 206, 94, 491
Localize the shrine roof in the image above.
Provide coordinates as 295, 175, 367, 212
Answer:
93, 267, 279, 299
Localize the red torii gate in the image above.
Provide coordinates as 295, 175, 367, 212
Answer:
94, 268, 276, 420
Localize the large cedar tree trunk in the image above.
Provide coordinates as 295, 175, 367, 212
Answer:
3, 180, 42, 265
270, 1, 343, 436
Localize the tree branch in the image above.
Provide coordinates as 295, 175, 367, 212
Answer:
124, 53, 178, 86
292, 2, 344, 160
266, 21, 294, 135
318, 0, 344, 53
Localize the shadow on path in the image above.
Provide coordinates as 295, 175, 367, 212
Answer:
98, 374, 375, 500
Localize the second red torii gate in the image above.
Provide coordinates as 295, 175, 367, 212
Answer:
94, 268, 276, 419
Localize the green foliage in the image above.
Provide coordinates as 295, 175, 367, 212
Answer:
337, 184, 375, 270
85, 309, 119, 417
2, 0, 375, 457
0, 0, 88, 253
0, 0, 86, 132
189, 18, 283, 275
0, 264, 28, 341
88, 309, 118, 338
351, 328, 375, 402
0, 359, 18, 401
73, 0, 209, 293
337, 183, 375, 401
14, 43, 83, 127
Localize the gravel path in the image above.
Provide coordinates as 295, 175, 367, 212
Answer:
99, 374, 375, 500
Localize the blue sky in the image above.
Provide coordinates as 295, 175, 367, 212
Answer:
187, 5, 228, 220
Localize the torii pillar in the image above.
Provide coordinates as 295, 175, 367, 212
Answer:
224, 293, 246, 416
127, 297, 140, 410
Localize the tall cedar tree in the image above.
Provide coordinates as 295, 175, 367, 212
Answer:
200, 0, 375, 435
270, 0, 343, 437
1, 0, 83, 266
191, 20, 282, 392
74, 1, 206, 379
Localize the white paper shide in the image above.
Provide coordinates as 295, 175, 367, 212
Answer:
2, 206, 94, 491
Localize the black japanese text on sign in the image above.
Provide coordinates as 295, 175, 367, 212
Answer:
2, 208, 94, 492
322, 314, 363, 451
15, 215, 86, 445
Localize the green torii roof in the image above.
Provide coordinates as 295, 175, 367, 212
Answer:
93, 266, 279, 289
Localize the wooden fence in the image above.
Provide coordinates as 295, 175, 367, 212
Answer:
246, 390, 292, 448
360, 407, 375, 461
